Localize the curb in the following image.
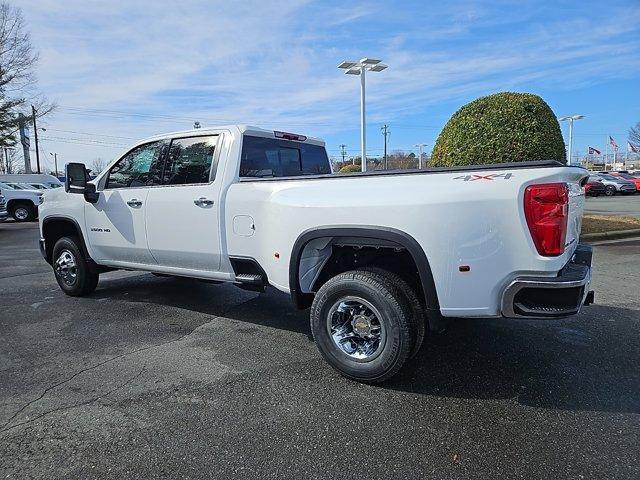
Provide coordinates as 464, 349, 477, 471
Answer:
582, 229, 640, 242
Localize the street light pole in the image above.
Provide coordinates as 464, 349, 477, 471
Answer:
559, 115, 584, 166
415, 143, 427, 169
338, 58, 388, 172
49, 152, 58, 176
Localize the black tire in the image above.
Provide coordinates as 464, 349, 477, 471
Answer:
604, 185, 616, 196
52, 236, 99, 296
10, 202, 36, 222
362, 267, 426, 358
310, 270, 413, 383
591, 193, 599, 197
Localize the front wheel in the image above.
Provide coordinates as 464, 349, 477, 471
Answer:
604, 185, 616, 196
52, 236, 99, 296
10, 202, 36, 222
310, 270, 413, 383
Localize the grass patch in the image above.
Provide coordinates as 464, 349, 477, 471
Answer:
581, 214, 640, 235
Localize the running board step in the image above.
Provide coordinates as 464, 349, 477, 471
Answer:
235, 273, 264, 284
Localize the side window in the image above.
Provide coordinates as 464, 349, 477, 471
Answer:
163, 136, 217, 185
106, 141, 165, 189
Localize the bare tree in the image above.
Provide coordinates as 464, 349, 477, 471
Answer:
629, 122, 640, 147
90, 157, 106, 174
0, 3, 52, 151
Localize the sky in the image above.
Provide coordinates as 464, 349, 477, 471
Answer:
16, 0, 640, 172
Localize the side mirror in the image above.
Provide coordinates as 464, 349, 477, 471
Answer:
65, 163, 88, 194
65, 162, 99, 203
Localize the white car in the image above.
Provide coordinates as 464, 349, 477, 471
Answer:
0, 182, 44, 222
0, 173, 63, 189
38, 125, 594, 382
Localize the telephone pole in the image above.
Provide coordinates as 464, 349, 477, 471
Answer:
381, 124, 390, 169
32, 105, 42, 174
339, 144, 348, 164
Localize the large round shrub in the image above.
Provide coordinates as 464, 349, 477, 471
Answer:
338, 164, 362, 173
430, 92, 566, 167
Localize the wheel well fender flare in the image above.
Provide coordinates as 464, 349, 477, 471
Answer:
7, 199, 35, 209
289, 226, 440, 312
42, 215, 92, 264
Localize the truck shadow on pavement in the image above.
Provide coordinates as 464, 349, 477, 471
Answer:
93, 275, 639, 414
389, 305, 640, 414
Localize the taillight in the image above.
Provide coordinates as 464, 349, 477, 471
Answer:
524, 183, 568, 256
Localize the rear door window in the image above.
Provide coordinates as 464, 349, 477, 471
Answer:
240, 136, 330, 178
163, 135, 218, 185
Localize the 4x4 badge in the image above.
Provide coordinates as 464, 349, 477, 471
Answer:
453, 173, 513, 181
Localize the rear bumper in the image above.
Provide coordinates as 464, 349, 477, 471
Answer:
501, 244, 593, 319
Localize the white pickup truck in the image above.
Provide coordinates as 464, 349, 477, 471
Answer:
0, 182, 44, 222
38, 125, 594, 382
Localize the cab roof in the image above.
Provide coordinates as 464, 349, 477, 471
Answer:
138, 125, 325, 147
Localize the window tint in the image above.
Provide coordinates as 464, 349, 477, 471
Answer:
163, 136, 217, 185
106, 141, 165, 189
240, 136, 330, 178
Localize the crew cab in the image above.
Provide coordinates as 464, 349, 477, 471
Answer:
0, 182, 44, 222
38, 125, 594, 383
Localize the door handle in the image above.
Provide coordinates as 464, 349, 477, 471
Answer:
194, 197, 214, 207
127, 199, 143, 207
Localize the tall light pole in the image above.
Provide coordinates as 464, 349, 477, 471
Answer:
49, 152, 58, 176
415, 143, 427, 169
559, 115, 584, 166
338, 58, 388, 172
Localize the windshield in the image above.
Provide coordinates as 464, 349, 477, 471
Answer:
597, 174, 618, 181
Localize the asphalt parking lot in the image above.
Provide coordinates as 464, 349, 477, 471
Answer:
585, 194, 640, 218
1, 222, 639, 479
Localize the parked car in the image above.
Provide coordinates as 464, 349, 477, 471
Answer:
584, 179, 606, 196
609, 172, 640, 191
0, 182, 44, 222
588, 173, 637, 196
0, 174, 63, 189
38, 125, 594, 383
0, 192, 7, 222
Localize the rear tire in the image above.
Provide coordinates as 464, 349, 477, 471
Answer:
604, 185, 616, 196
52, 236, 99, 296
310, 270, 413, 383
362, 267, 426, 358
10, 202, 36, 222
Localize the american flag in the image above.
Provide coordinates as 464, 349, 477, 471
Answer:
588, 147, 601, 155
629, 142, 639, 154
609, 136, 619, 151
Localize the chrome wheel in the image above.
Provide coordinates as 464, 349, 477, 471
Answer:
54, 249, 77, 286
326, 296, 386, 360
14, 207, 29, 221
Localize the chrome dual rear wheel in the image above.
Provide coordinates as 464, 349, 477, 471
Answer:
311, 270, 414, 383
327, 297, 386, 361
